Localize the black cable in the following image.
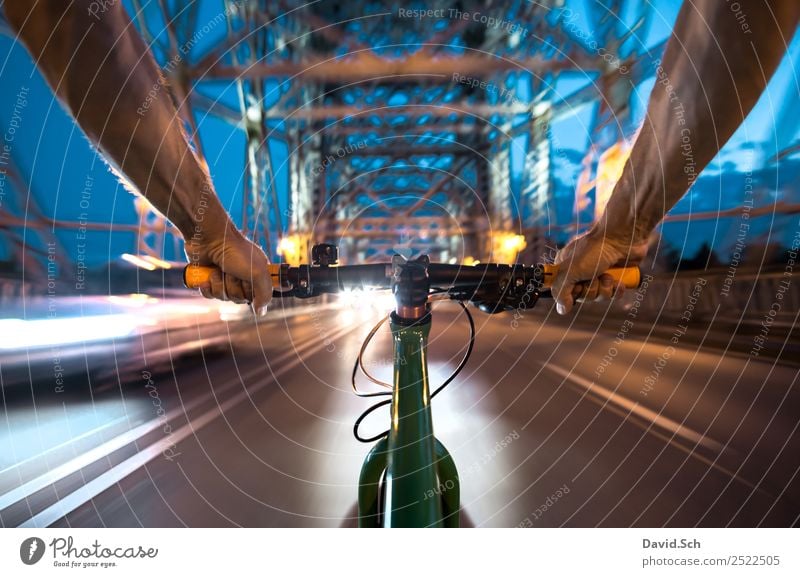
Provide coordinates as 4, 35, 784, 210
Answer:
352, 299, 475, 444
351, 314, 392, 397
432, 301, 474, 400
353, 399, 392, 443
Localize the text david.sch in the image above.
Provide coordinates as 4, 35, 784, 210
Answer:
643, 538, 701, 549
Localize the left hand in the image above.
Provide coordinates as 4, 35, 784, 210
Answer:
184, 226, 273, 317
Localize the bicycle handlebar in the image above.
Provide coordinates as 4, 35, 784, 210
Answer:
183, 260, 641, 300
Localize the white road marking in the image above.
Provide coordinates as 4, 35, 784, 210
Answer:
15, 322, 361, 528
0, 414, 129, 477
543, 362, 724, 453
2, 320, 355, 519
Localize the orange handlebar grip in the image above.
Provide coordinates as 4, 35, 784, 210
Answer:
183, 264, 282, 289
605, 266, 642, 290
540, 264, 641, 290
183, 265, 215, 288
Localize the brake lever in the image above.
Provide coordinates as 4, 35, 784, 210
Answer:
446, 280, 542, 315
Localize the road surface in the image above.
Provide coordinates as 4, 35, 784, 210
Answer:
1, 298, 798, 527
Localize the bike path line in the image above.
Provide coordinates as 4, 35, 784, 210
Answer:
1, 323, 349, 518
16, 322, 361, 528
541, 361, 769, 503
0, 414, 130, 478
542, 362, 724, 452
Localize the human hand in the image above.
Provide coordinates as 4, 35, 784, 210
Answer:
551, 227, 647, 315
184, 226, 272, 317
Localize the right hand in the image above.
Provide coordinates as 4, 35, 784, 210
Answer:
184, 226, 273, 317
552, 228, 647, 315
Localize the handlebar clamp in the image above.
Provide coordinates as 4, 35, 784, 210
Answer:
391, 254, 430, 316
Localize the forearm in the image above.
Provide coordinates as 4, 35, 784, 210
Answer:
4, 0, 233, 241
600, 0, 799, 244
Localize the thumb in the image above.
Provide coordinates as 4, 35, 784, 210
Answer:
552, 255, 580, 315
250, 261, 272, 316
244, 241, 272, 316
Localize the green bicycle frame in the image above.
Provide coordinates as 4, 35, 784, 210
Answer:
357, 313, 460, 528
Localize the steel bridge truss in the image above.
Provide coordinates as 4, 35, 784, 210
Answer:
0, 0, 675, 287
176, 0, 664, 264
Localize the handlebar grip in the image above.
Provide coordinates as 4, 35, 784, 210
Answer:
540, 264, 641, 291
183, 264, 283, 288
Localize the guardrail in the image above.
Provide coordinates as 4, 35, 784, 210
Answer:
615, 267, 799, 323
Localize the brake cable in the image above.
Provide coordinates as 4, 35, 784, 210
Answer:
352, 298, 476, 444
352, 292, 452, 392
352, 315, 391, 392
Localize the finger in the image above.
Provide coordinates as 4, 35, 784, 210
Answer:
200, 286, 214, 299
556, 289, 575, 315
250, 268, 273, 317
223, 274, 247, 304
595, 274, 617, 301
209, 270, 228, 301
241, 280, 253, 304
574, 280, 599, 301
552, 273, 577, 315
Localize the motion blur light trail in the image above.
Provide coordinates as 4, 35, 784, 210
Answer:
0, 315, 149, 349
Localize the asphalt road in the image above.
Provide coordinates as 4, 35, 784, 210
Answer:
1, 298, 798, 527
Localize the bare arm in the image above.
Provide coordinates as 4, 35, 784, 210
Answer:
4, 0, 271, 313
553, 0, 799, 313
